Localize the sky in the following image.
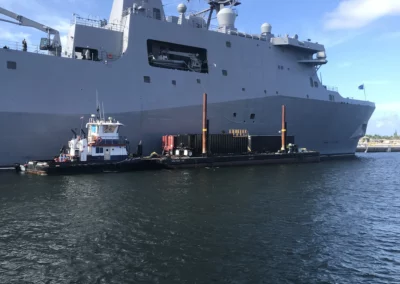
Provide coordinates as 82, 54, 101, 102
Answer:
0, 0, 399, 135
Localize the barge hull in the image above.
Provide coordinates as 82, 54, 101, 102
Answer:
21, 158, 163, 176
162, 152, 319, 169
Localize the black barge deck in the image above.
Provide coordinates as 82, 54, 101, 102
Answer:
160, 152, 320, 169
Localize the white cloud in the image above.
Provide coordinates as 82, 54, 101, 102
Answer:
0, 27, 31, 43
324, 0, 400, 30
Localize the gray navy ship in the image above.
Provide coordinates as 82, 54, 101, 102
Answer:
0, 0, 375, 165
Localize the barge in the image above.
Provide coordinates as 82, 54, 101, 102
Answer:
15, 95, 320, 175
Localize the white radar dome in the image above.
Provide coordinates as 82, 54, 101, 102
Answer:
261, 23, 272, 34
177, 3, 187, 14
317, 51, 326, 59
217, 8, 236, 29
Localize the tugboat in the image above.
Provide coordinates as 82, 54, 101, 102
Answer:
15, 107, 161, 175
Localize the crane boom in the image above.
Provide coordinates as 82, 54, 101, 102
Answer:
0, 7, 62, 56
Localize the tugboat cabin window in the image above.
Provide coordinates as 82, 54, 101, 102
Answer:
103, 125, 118, 133
95, 147, 104, 154
147, 39, 209, 74
90, 125, 98, 134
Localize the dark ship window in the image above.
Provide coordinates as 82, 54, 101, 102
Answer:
153, 8, 161, 20
226, 41, 231, 48
250, 113, 255, 119
144, 76, 151, 83
222, 70, 228, 76
233, 112, 237, 117
95, 147, 104, 154
147, 39, 208, 74
172, 80, 176, 86
197, 79, 201, 84
314, 81, 319, 87
242, 88, 245, 91
7, 61, 16, 69
264, 90, 267, 94
309, 77, 314, 87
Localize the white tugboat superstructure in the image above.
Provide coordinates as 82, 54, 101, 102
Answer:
64, 111, 130, 162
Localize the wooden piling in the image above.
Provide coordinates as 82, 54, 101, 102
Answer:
202, 93, 208, 156
281, 105, 287, 151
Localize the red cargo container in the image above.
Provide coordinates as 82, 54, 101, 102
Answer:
162, 135, 175, 154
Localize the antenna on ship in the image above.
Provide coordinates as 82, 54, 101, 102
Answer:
102, 102, 105, 121
96, 90, 100, 120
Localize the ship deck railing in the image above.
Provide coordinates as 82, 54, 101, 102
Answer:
1, 40, 47, 55
323, 85, 339, 92
71, 14, 124, 32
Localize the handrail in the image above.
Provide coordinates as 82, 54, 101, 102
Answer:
323, 85, 338, 92
71, 15, 124, 32
0, 39, 46, 54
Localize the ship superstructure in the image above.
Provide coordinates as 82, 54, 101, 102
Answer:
0, 0, 375, 165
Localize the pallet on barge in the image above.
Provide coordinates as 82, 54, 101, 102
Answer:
160, 151, 320, 169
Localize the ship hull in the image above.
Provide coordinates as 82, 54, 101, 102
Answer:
0, 96, 374, 165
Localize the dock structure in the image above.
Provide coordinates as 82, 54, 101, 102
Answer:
357, 143, 400, 153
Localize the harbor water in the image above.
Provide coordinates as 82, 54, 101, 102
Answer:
0, 152, 399, 283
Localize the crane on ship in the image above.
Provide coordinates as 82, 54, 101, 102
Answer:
0, 7, 62, 56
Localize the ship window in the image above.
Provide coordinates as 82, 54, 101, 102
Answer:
147, 39, 209, 74
264, 90, 267, 94
250, 113, 255, 119
197, 79, 201, 84
242, 88, 245, 92
95, 147, 104, 154
233, 112, 236, 117
222, 70, 228, 76
309, 77, 314, 87
172, 80, 176, 86
144, 76, 151, 83
226, 41, 231, 48
314, 81, 319, 87
153, 8, 161, 20
307, 94, 309, 98
7, 61, 16, 70
103, 125, 117, 133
